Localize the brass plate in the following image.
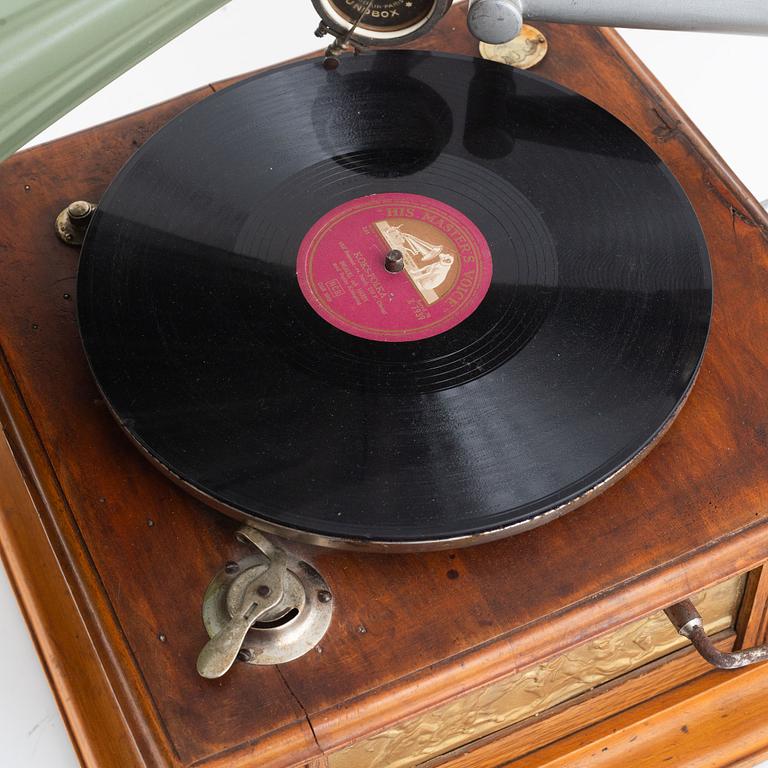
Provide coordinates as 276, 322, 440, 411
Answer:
479, 25, 548, 70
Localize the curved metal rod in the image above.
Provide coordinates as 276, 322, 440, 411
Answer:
522, 0, 768, 36
467, 0, 768, 46
664, 599, 768, 669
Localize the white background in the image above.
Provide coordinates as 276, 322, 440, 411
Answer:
2, 1, 768, 765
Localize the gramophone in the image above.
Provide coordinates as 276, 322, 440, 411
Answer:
2, 3, 768, 767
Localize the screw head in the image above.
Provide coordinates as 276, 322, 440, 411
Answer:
317, 590, 332, 603
237, 648, 254, 663
256, 584, 271, 598
224, 561, 239, 574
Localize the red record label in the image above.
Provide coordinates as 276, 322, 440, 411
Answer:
296, 192, 493, 342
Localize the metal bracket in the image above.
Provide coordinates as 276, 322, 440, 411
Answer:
197, 527, 333, 678
665, 600, 768, 669
55, 200, 96, 246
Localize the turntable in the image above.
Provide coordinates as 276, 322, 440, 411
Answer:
3, 2, 768, 767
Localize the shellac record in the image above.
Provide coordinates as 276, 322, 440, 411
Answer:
77, 52, 712, 549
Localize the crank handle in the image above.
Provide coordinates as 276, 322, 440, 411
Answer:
665, 600, 768, 670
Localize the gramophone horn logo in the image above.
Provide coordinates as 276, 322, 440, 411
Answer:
374, 219, 457, 304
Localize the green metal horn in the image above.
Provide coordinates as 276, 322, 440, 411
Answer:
0, 0, 231, 162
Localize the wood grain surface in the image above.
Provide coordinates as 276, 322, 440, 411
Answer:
2, 4, 768, 767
